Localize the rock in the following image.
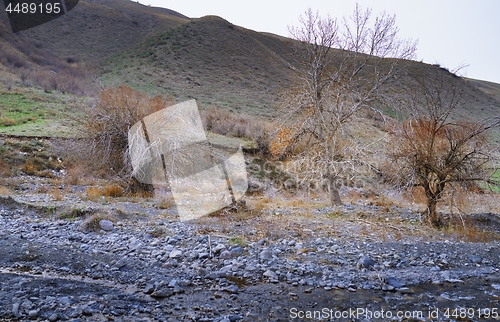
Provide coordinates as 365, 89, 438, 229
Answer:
386, 276, 404, 288
231, 247, 243, 255
143, 284, 155, 294
213, 244, 226, 254
12, 302, 20, 316
219, 250, 232, 259
225, 285, 239, 293
468, 255, 482, 264
357, 256, 376, 269
112, 257, 128, 269
169, 249, 183, 259
263, 270, 278, 280
151, 286, 184, 298
168, 279, 178, 288
259, 249, 272, 260
82, 305, 94, 315
48, 313, 58, 321
198, 252, 210, 259
59, 296, 71, 305
99, 220, 114, 231
28, 309, 39, 317
398, 287, 414, 294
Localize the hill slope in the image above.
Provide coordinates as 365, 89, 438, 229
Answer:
0, 0, 188, 67
101, 15, 295, 116
0, 0, 499, 128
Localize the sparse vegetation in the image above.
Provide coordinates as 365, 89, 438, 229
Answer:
69, 85, 168, 190
385, 66, 500, 227
272, 6, 417, 206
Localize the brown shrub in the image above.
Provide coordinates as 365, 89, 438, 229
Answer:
66, 86, 168, 189
85, 187, 102, 201
0, 117, 17, 127
201, 107, 273, 153
102, 185, 124, 198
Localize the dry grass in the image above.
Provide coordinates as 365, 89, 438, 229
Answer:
102, 185, 124, 198
85, 186, 103, 201
84, 184, 124, 200
0, 186, 11, 195
156, 197, 176, 210
442, 216, 500, 242
201, 107, 274, 152
51, 186, 63, 201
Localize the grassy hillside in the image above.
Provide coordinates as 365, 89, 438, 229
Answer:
6, 0, 188, 67
100, 16, 295, 117
0, 0, 499, 139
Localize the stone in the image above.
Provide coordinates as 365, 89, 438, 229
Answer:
231, 247, 243, 255
386, 276, 404, 288
143, 284, 155, 294
59, 296, 72, 305
112, 257, 128, 269
357, 256, 376, 269
468, 255, 482, 264
12, 302, 20, 316
226, 285, 239, 293
99, 220, 114, 232
169, 249, 183, 259
263, 270, 278, 280
213, 244, 226, 254
219, 250, 232, 259
259, 249, 272, 260
28, 309, 39, 317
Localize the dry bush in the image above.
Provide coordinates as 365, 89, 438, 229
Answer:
63, 163, 90, 185
0, 157, 11, 177
51, 186, 63, 201
85, 187, 102, 201
102, 185, 124, 198
0, 117, 17, 126
66, 85, 168, 190
201, 107, 273, 153
443, 216, 500, 242
84, 185, 124, 200
156, 197, 176, 209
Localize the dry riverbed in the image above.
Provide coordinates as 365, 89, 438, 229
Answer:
0, 186, 500, 321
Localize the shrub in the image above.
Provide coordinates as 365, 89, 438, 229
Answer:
201, 107, 273, 153
70, 86, 168, 190
0, 117, 17, 127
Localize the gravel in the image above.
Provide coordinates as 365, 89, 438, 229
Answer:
0, 195, 499, 321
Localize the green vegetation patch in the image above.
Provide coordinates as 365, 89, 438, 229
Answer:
0, 89, 82, 137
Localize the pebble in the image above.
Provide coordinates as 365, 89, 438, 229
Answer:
0, 197, 498, 321
99, 220, 114, 232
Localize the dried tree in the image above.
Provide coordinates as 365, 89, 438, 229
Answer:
272, 5, 417, 205
386, 66, 499, 227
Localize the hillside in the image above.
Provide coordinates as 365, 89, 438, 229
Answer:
100, 15, 296, 117
0, 0, 188, 67
0, 0, 499, 131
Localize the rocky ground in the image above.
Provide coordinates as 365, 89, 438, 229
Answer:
0, 187, 500, 321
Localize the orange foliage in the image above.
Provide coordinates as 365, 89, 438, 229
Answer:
270, 127, 296, 159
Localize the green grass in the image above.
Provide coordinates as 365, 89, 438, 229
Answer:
0, 88, 82, 137
483, 169, 500, 193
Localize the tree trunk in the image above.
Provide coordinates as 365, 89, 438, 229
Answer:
425, 198, 442, 228
327, 174, 342, 206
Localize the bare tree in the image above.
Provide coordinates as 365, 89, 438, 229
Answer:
271, 4, 417, 205
386, 66, 499, 227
